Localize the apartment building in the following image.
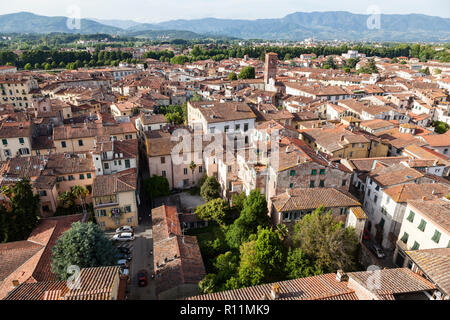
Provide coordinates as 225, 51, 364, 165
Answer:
93, 168, 138, 230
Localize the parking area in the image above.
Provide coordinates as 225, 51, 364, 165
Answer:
107, 225, 156, 300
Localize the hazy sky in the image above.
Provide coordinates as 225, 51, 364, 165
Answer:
1, 0, 449, 22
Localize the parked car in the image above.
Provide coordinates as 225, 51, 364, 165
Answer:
119, 266, 129, 277
115, 252, 132, 261
118, 246, 131, 254
116, 226, 133, 233
117, 259, 129, 267
372, 244, 386, 259
113, 232, 135, 241
137, 269, 148, 287
363, 229, 370, 241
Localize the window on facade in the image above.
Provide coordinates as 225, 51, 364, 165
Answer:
228, 166, 232, 173
289, 183, 293, 188
161, 157, 165, 164
1, 139, 7, 145
97, 209, 107, 217
342, 180, 346, 186
79, 174, 85, 180
19, 137, 24, 144
199, 166, 203, 173
162, 170, 166, 177
411, 241, 420, 250
374, 195, 378, 203
224, 126, 229, 132
418, 219, 427, 232
235, 124, 240, 131
310, 180, 315, 188
283, 212, 291, 221
375, 185, 380, 191
68, 175, 74, 181
311, 169, 317, 176
125, 205, 132, 213
319, 180, 325, 187
319, 169, 326, 175
78, 140, 83, 146
39, 190, 47, 197
400, 232, 409, 244
407, 211, 415, 223
431, 230, 441, 243
379, 218, 385, 229
125, 159, 130, 168
184, 168, 188, 175
86, 185, 92, 194
244, 123, 249, 132
290, 170, 296, 176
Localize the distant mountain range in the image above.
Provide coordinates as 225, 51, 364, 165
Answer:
1, 11, 450, 42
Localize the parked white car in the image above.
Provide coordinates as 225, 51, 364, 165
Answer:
113, 232, 135, 241
116, 226, 133, 234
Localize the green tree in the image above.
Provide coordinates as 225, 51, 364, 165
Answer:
214, 251, 239, 286
292, 206, 359, 273
253, 227, 285, 282
0, 179, 40, 242
144, 175, 170, 198
24, 63, 32, 70
200, 176, 221, 202
51, 222, 117, 280
58, 190, 76, 209
170, 55, 189, 65
228, 72, 238, 81
198, 273, 217, 294
285, 248, 321, 279
195, 198, 232, 227
432, 121, 449, 134
238, 66, 255, 79
71, 186, 89, 218
226, 189, 270, 249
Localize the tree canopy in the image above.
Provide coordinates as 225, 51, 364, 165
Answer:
238, 66, 255, 79
200, 176, 221, 201
51, 222, 117, 280
144, 175, 170, 198
0, 179, 40, 243
292, 206, 359, 273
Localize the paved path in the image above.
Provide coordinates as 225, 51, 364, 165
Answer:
128, 225, 156, 300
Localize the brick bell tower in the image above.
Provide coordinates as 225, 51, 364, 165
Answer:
264, 52, 278, 88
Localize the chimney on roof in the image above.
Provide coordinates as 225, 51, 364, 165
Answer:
270, 284, 280, 300
336, 270, 348, 282
12, 280, 19, 288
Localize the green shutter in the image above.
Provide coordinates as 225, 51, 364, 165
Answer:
290, 170, 295, 176
319, 169, 326, 175
418, 219, 427, 232
19, 137, 24, 144
407, 211, 415, 223
87, 173, 92, 179
401, 232, 409, 243
431, 230, 441, 244
2, 139, 7, 145
310, 180, 315, 188
411, 241, 420, 250
311, 169, 317, 176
